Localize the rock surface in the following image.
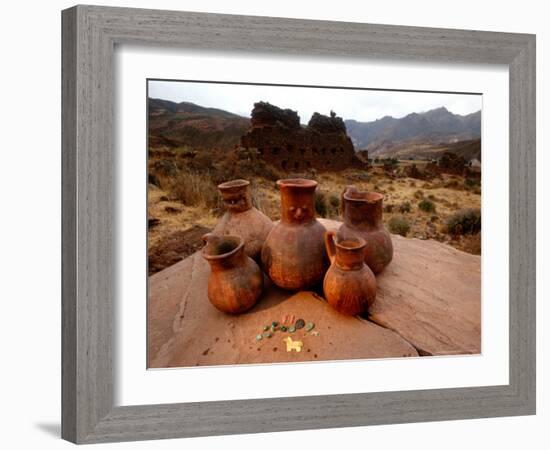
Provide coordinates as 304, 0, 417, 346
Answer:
148, 219, 480, 368
240, 102, 364, 172
369, 235, 481, 355
321, 219, 481, 356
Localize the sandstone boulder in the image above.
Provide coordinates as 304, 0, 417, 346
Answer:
148, 219, 481, 367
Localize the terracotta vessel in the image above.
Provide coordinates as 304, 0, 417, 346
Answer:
261, 178, 327, 290
212, 179, 273, 261
337, 185, 393, 274
202, 233, 263, 314
323, 231, 376, 316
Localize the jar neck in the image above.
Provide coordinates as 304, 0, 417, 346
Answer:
220, 188, 253, 213
344, 199, 383, 229
335, 247, 365, 270
207, 248, 245, 270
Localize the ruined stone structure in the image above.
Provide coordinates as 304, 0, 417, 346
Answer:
240, 102, 364, 172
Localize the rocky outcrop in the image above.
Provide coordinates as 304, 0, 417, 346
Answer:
438, 152, 467, 175
250, 101, 301, 130
240, 102, 365, 172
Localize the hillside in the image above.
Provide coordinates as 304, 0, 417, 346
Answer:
148, 99, 481, 161
368, 138, 481, 161
148, 98, 250, 150
346, 107, 481, 157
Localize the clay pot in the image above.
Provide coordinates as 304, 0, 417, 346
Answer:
337, 185, 393, 274
212, 179, 273, 261
323, 231, 376, 316
261, 178, 327, 290
202, 233, 263, 314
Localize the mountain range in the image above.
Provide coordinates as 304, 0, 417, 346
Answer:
345, 107, 480, 155
148, 98, 481, 159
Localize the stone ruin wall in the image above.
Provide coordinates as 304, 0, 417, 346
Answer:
239, 102, 365, 172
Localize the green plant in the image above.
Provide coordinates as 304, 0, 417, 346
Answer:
315, 191, 328, 217
445, 208, 481, 235
383, 204, 394, 213
329, 194, 340, 208
388, 215, 410, 236
418, 198, 436, 213
398, 201, 412, 213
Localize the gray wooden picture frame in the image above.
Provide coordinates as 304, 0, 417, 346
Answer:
61, 4, 536, 444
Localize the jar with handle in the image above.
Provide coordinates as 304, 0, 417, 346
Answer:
202, 233, 263, 314
323, 230, 376, 316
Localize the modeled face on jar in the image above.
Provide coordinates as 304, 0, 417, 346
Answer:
221, 191, 251, 212
277, 179, 317, 223
282, 192, 315, 223
218, 180, 252, 213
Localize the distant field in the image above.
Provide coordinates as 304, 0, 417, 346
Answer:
147, 155, 481, 274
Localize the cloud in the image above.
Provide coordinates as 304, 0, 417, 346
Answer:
148, 80, 481, 123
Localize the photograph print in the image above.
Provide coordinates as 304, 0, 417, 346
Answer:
147, 80, 482, 368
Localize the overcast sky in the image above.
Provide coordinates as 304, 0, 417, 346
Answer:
148, 80, 481, 123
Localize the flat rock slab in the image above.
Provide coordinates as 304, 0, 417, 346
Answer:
148, 257, 418, 368
148, 219, 480, 368
369, 234, 481, 355
320, 219, 481, 356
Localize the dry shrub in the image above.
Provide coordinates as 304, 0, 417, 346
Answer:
413, 189, 424, 199
461, 232, 481, 255
347, 171, 370, 182
250, 183, 278, 218
444, 179, 463, 190
398, 201, 412, 213
464, 177, 481, 190
418, 198, 436, 213
445, 208, 481, 235
168, 169, 219, 209
213, 148, 283, 183
388, 215, 410, 236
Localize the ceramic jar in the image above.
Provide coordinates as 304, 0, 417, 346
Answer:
212, 179, 273, 261
261, 178, 327, 290
202, 233, 263, 314
337, 185, 393, 274
323, 231, 376, 316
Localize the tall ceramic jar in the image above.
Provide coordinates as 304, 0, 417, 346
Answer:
323, 231, 376, 316
202, 233, 263, 314
261, 179, 327, 290
337, 185, 393, 274
212, 179, 273, 261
